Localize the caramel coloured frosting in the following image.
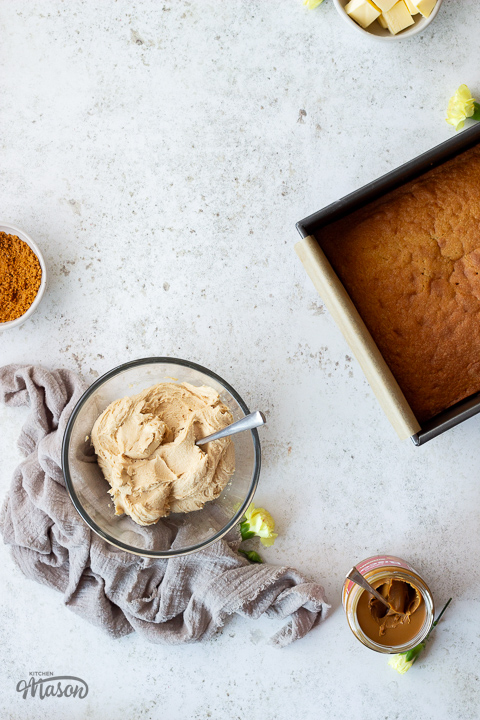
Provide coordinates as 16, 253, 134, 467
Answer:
356, 578, 426, 646
91, 382, 235, 526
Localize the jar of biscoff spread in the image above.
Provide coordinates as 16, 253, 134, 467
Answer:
342, 555, 435, 654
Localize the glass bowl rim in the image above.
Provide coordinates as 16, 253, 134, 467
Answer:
61, 356, 261, 558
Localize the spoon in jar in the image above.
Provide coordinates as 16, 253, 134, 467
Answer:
196, 410, 266, 446
346, 566, 396, 612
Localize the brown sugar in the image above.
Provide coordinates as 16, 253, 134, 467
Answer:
0, 232, 42, 322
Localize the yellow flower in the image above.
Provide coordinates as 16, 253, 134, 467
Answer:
241, 503, 278, 546
446, 84, 476, 131
303, 0, 325, 8
388, 654, 414, 674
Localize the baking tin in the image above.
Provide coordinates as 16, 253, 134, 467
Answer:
296, 123, 480, 445
342, 555, 435, 654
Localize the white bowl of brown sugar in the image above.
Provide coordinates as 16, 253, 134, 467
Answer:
0, 223, 47, 329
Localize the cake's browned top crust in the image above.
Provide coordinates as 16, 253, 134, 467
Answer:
320, 144, 480, 423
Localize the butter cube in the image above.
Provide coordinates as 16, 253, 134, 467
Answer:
382, 1, 415, 34
404, 0, 420, 14
378, 13, 388, 27
373, 0, 397, 11
414, 0, 436, 17
345, 0, 381, 29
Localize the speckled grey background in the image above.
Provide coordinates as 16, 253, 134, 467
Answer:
1, 1, 479, 718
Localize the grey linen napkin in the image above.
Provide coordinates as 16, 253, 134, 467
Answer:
0, 364, 329, 647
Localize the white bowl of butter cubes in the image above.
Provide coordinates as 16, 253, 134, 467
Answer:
333, 0, 442, 39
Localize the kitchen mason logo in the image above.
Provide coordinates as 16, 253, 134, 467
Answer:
16, 672, 88, 700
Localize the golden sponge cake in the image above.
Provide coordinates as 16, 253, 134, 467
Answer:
320, 145, 480, 422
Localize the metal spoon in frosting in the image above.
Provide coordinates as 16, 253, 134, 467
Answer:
346, 566, 401, 613
196, 410, 266, 446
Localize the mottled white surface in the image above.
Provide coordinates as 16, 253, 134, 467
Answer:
1, 1, 480, 718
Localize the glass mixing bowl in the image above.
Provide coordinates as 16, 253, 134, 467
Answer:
62, 358, 261, 558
